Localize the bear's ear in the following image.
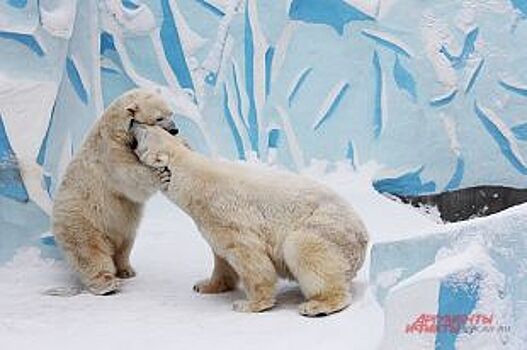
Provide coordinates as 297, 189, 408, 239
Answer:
126, 102, 140, 117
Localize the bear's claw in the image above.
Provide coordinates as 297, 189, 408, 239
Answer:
87, 271, 120, 296
232, 299, 275, 313
116, 266, 136, 279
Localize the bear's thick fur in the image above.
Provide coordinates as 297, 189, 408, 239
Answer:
52, 89, 177, 295
132, 124, 369, 316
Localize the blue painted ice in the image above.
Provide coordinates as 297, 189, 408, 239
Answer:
194, 0, 225, 17
0, 115, 28, 202
430, 89, 458, 108
0, 32, 44, 56
464, 59, 484, 94
499, 79, 527, 97
66, 58, 89, 105
372, 51, 383, 139
1, 0, 527, 263
512, 123, 527, 141
7, 0, 27, 9
313, 82, 350, 131
393, 55, 417, 101
289, 0, 374, 35
373, 167, 436, 196
444, 157, 465, 191
362, 30, 412, 58
511, 0, 527, 16
371, 204, 527, 349
222, 83, 246, 160
474, 102, 527, 175
288, 67, 313, 107
160, 0, 195, 91
440, 28, 479, 69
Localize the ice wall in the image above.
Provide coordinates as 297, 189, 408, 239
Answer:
1, 0, 527, 261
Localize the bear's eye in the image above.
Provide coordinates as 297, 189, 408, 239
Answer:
156, 117, 164, 122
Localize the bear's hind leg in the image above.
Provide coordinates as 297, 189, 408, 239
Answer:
283, 230, 350, 317
114, 238, 137, 279
57, 220, 119, 295
219, 239, 277, 313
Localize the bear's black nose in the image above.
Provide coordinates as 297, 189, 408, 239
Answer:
168, 128, 179, 136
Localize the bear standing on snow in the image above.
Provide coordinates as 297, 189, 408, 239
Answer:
52, 89, 178, 295
131, 124, 369, 317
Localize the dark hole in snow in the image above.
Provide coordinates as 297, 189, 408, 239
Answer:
386, 186, 527, 223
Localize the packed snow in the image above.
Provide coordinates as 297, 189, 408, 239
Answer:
1, 163, 440, 350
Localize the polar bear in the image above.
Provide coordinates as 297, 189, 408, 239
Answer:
52, 89, 179, 295
131, 124, 369, 316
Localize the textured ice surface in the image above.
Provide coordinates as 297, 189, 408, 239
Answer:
371, 203, 527, 349
1, 0, 527, 209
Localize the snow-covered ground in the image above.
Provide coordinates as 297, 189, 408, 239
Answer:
0, 163, 438, 350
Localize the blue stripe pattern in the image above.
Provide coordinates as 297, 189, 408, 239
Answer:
7, 0, 27, 8
512, 123, 527, 141
444, 157, 465, 191
222, 84, 246, 160
435, 273, 481, 350
268, 128, 280, 148
66, 57, 89, 105
265, 47, 275, 97
362, 31, 411, 58
372, 51, 383, 138
0, 32, 44, 56
499, 80, 527, 97
194, 0, 225, 17
244, 2, 259, 154
288, 68, 313, 107
160, 0, 195, 91
373, 167, 436, 196
465, 59, 484, 94
313, 83, 350, 131
430, 89, 458, 108
474, 102, 527, 175
0, 115, 29, 202
121, 0, 139, 10
289, 0, 374, 35
393, 55, 417, 101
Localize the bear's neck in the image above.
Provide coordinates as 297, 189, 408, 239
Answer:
164, 145, 220, 219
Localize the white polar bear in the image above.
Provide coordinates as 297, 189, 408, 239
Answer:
132, 124, 369, 316
52, 89, 178, 295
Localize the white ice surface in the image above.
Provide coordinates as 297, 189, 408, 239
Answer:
0, 165, 438, 350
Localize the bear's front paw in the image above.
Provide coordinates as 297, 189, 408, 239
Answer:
298, 299, 349, 317
193, 279, 235, 294
232, 299, 275, 313
116, 266, 136, 279
154, 166, 171, 189
87, 271, 120, 296
141, 151, 169, 168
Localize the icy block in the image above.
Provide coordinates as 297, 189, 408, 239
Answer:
371, 204, 527, 349
0, 196, 49, 264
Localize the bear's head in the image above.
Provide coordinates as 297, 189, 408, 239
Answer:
130, 124, 176, 169
124, 90, 179, 138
